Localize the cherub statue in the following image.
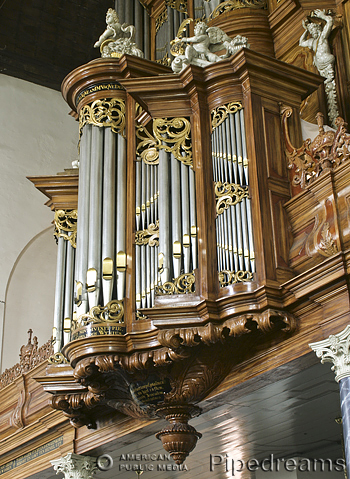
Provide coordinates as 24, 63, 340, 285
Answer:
299, 9, 339, 126
170, 21, 249, 73
94, 8, 143, 59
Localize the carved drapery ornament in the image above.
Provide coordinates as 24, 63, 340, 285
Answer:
281, 107, 350, 190
51, 453, 98, 479
54, 209, 77, 248
156, 7, 168, 33
165, 0, 188, 13
0, 330, 53, 390
309, 325, 350, 382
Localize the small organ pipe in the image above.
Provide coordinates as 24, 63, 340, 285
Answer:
63, 235, 75, 346
189, 167, 197, 269
136, 160, 141, 231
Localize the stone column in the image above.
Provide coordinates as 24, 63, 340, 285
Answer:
310, 325, 350, 475
51, 453, 98, 479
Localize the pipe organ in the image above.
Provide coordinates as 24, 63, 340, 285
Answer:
37, 30, 323, 463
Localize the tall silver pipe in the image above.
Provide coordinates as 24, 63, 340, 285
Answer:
159, 149, 171, 282
150, 245, 155, 306
171, 154, 182, 278
136, 244, 141, 310
146, 245, 151, 307
141, 244, 146, 308
146, 163, 151, 227
63, 236, 75, 346
150, 163, 155, 225
189, 167, 197, 269
181, 162, 191, 273
102, 127, 116, 305
53, 236, 66, 353
116, 134, 127, 300
141, 160, 147, 230
75, 124, 92, 316
135, 0, 143, 49
136, 160, 141, 231
88, 126, 103, 309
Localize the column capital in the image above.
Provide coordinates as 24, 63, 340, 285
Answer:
51, 453, 98, 479
309, 325, 350, 382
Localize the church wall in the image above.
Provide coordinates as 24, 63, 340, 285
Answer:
0, 74, 78, 371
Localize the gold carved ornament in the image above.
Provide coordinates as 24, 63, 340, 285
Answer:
154, 117, 192, 166
209, 0, 267, 20
135, 221, 160, 246
211, 102, 243, 130
165, 0, 188, 14
77, 300, 124, 327
156, 51, 172, 67
79, 98, 126, 142
155, 272, 195, 295
54, 209, 77, 248
219, 270, 253, 287
170, 18, 192, 57
156, 7, 168, 33
136, 116, 192, 167
215, 182, 250, 215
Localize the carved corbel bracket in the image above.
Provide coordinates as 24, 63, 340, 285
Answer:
50, 391, 105, 428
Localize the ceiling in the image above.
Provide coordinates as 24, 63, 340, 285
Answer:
0, 0, 113, 91
28, 355, 344, 479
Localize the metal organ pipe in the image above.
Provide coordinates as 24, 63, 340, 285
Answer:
159, 148, 171, 283
102, 128, 116, 306
75, 124, 92, 315
88, 126, 104, 309
53, 236, 66, 353
63, 234, 75, 346
116, 135, 127, 300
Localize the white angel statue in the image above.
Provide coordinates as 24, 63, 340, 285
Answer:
171, 21, 249, 73
94, 8, 143, 59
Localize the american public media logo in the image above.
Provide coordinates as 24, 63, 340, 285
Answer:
96, 453, 346, 475
96, 454, 188, 473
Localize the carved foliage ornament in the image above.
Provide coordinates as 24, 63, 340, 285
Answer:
211, 102, 243, 130
79, 98, 126, 140
54, 210, 77, 248
219, 270, 253, 287
135, 220, 159, 246
165, 0, 188, 14
136, 116, 192, 167
155, 272, 195, 295
209, 0, 267, 20
281, 107, 350, 190
77, 299, 124, 328
215, 181, 250, 215
310, 325, 350, 382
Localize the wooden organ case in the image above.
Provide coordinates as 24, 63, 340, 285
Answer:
34, 48, 328, 464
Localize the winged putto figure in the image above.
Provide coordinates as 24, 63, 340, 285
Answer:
94, 8, 143, 59
170, 21, 249, 73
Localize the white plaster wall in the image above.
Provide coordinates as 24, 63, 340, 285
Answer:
1, 228, 56, 371
0, 74, 78, 371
